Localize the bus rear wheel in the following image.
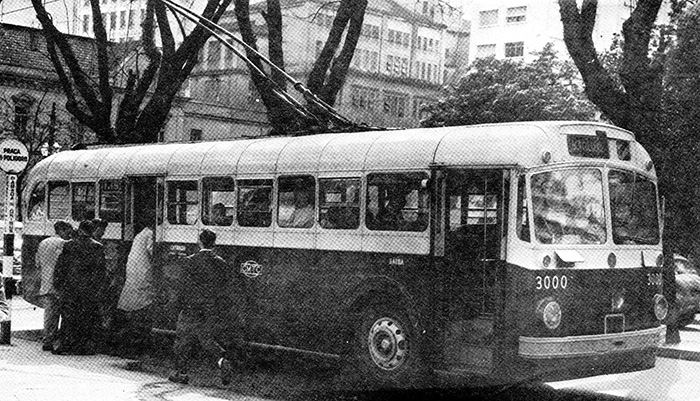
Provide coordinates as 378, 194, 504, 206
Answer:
351, 305, 421, 388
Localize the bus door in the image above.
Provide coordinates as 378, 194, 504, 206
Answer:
122, 176, 169, 325
441, 168, 509, 371
123, 176, 163, 241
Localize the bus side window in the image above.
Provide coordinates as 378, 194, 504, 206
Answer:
278, 175, 315, 229
516, 175, 530, 242
72, 182, 96, 221
202, 177, 235, 226
47, 181, 70, 220
237, 179, 273, 227
319, 178, 360, 229
366, 172, 429, 232
99, 180, 123, 222
27, 181, 46, 221
167, 180, 199, 225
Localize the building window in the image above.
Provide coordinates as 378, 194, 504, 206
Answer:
479, 9, 498, 27
128, 12, 134, 28
350, 85, 376, 110
13, 105, 29, 137
505, 41, 524, 58
476, 44, 496, 59
120, 11, 126, 28
190, 128, 202, 141
506, 6, 527, 24
167, 180, 199, 225
207, 41, 221, 69
109, 12, 116, 30
315, 40, 324, 58
83, 15, 90, 33
412, 97, 433, 119
383, 91, 407, 117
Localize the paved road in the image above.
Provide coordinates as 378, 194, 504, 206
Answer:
7, 296, 700, 401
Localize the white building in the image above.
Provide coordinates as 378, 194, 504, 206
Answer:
466, 0, 671, 64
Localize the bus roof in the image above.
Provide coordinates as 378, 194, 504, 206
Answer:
26, 121, 652, 184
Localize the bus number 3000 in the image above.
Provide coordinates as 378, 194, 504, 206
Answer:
535, 275, 568, 290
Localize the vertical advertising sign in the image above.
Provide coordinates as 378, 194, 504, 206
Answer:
0, 138, 28, 345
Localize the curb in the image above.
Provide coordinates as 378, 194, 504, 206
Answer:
657, 346, 700, 362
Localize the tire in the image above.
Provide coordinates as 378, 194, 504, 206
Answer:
350, 304, 423, 389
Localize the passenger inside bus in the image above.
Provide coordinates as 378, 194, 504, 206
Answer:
284, 188, 314, 228
210, 203, 233, 226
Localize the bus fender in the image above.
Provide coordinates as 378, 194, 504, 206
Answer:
341, 276, 423, 338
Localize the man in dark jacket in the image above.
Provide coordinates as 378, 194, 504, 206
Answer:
169, 229, 234, 386
53, 220, 107, 355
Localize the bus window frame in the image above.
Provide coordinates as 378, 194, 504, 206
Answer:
47, 180, 71, 221
71, 181, 97, 221
201, 176, 236, 227
318, 177, 361, 230
237, 178, 274, 228
166, 179, 200, 226
98, 179, 124, 223
277, 175, 316, 229
27, 181, 46, 222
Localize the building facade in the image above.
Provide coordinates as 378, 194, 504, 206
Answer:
189, 0, 470, 129
466, 0, 671, 64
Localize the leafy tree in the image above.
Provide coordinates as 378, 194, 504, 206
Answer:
234, 0, 367, 134
421, 44, 598, 127
30, 0, 232, 144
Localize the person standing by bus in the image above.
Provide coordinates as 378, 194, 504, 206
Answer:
36, 221, 73, 351
53, 220, 106, 355
113, 218, 155, 356
169, 229, 234, 386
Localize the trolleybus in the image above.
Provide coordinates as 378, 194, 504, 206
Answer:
20, 121, 667, 386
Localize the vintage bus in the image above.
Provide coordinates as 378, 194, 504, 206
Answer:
20, 121, 667, 386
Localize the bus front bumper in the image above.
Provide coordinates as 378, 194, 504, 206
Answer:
518, 325, 666, 359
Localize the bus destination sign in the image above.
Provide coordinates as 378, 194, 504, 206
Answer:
567, 131, 609, 159
0, 139, 28, 173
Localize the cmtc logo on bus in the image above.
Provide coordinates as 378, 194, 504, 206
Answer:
0, 139, 28, 174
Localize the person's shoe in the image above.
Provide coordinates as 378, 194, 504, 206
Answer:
168, 372, 189, 385
218, 358, 233, 386
42, 343, 53, 352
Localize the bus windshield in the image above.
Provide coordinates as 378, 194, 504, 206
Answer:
531, 168, 606, 244
609, 170, 660, 245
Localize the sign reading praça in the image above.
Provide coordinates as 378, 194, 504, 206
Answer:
0, 139, 28, 174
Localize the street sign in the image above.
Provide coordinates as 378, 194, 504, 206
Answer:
0, 139, 28, 174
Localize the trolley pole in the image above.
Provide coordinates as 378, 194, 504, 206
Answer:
0, 139, 30, 345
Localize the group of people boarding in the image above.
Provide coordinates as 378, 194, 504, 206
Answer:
36, 218, 236, 386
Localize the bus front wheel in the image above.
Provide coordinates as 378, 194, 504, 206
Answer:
351, 305, 421, 388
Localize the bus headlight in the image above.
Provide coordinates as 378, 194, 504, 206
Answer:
538, 298, 562, 330
653, 294, 668, 321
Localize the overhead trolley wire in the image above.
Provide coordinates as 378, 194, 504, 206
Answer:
159, 0, 368, 132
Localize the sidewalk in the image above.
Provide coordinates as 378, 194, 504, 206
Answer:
658, 322, 700, 361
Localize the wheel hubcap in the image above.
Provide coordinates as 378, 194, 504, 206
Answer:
367, 316, 407, 370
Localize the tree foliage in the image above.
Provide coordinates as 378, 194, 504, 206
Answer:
421, 44, 598, 127
30, 0, 232, 144
234, 0, 367, 134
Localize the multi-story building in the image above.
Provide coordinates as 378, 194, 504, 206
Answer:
466, 0, 671, 64
189, 0, 470, 129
